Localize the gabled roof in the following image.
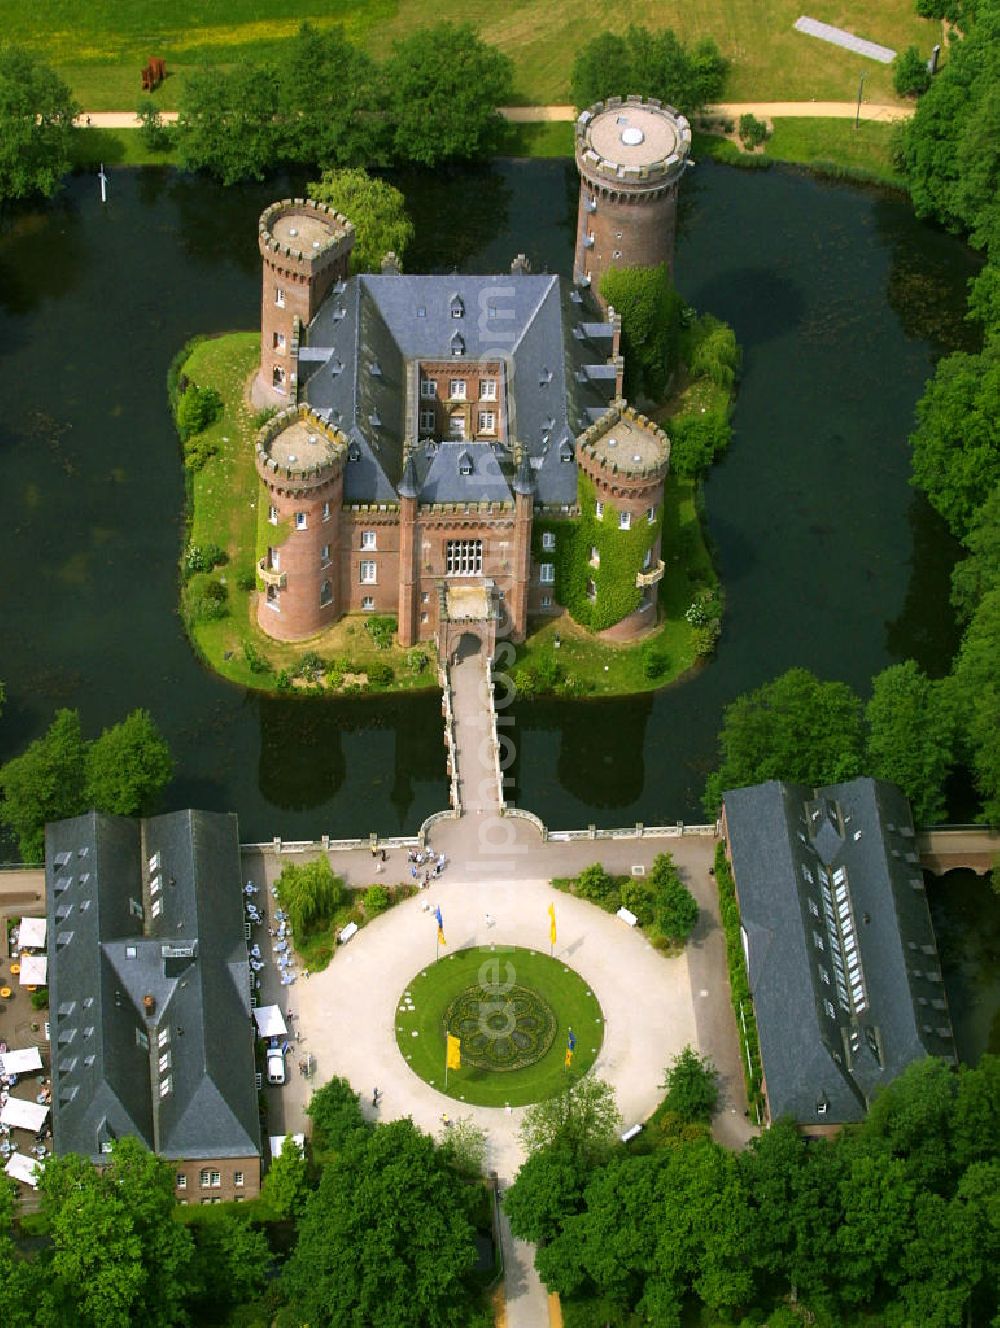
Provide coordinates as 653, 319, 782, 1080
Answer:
301, 272, 616, 505
723, 777, 954, 1126
46, 811, 261, 1165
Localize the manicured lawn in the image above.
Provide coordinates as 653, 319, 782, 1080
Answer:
397, 946, 604, 1107
760, 117, 906, 187
496, 121, 574, 158
19, 0, 937, 109
70, 126, 180, 169
178, 332, 439, 694
514, 475, 717, 696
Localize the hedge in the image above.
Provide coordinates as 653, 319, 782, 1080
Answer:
714, 840, 764, 1114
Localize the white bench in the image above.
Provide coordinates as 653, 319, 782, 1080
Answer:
616, 907, 638, 928
338, 921, 359, 945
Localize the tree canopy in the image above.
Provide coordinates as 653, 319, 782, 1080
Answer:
273, 856, 344, 938
660, 1045, 719, 1123
282, 1118, 479, 1327
520, 1074, 622, 1170
703, 667, 866, 813
599, 263, 682, 401
0, 46, 77, 202
176, 63, 280, 185
0, 707, 174, 861
275, 24, 384, 169
308, 168, 414, 273
865, 661, 959, 823
570, 25, 727, 114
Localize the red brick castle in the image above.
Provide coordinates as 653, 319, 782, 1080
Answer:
254, 96, 690, 653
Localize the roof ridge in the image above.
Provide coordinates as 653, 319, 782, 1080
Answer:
508, 273, 559, 356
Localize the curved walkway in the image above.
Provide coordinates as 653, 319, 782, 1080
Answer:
293, 872, 699, 1327
74, 100, 913, 132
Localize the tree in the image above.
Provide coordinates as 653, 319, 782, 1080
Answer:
283, 1119, 478, 1327
649, 852, 699, 943
520, 1074, 622, 1169
893, 46, 932, 98
573, 862, 619, 907
0, 46, 77, 201
599, 263, 682, 400
703, 668, 866, 814
570, 25, 727, 114
440, 1116, 487, 1178
187, 1212, 271, 1320
382, 24, 513, 167
176, 62, 280, 184
84, 709, 174, 817
306, 1074, 369, 1152
308, 168, 414, 273
260, 1134, 309, 1219
274, 856, 344, 938
952, 586, 1000, 822
0, 1175, 46, 1326
0, 708, 86, 861
276, 24, 384, 168
505, 1143, 587, 1245
135, 102, 171, 152
661, 1046, 718, 1123
951, 481, 1000, 620
909, 347, 1000, 537
865, 661, 959, 822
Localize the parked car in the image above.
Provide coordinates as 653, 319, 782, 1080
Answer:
266, 1046, 286, 1085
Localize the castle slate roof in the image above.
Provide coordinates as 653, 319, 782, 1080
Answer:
722, 778, 955, 1127
46, 811, 261, 1165
300, 273, 615, 507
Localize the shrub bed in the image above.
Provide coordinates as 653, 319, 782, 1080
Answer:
714, 841, 764, 1114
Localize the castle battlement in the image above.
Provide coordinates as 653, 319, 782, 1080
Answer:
575, 96, 692, 194
257, 199, 355, 274
576, 400, 670, 483
255, 405, 348, 490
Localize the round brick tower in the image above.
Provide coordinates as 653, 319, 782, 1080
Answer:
573, 96, 691, 305
257, 199, 355, 404
575, 400, 671, 642
255, 406, 348, 642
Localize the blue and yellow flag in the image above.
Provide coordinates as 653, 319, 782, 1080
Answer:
567, 1027, 576, 1053
548, 902, 557, 945
564, 1046, 574, 1069
434, 905, 446, 946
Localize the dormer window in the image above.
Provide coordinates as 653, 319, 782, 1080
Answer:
451, 333, 465, 356
559, 440, 573, 463
458, 452, 473, 477
450, 295, 464, 318
348, 442, 361, 462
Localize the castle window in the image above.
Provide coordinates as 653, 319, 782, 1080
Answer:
612, 249, 623, 260
420, 378, 437, 399
619, 511, 631, 530
647, 505, 657, 524
361, 530, 377, 550
458, 451, 473, 475
541, 595, 553, 608
595, 501, 604, 519
451, 333, 465, 356
450, 295, 464, 318
642, 547, 652, 570
321, 544, 331, 566
322, 501, 331, 522
420, 410, 435, 433
590, 546, 600, 566
480, 380, 497, 401
266, 585, 280, 612
362, 595, 375, 611
272, 365, 286, 391
450, 414, 467, 441
542, 532, 555, 551
234, 1171, 245, 1188
448, 380, 466, 400
586, 578, 597, 602
268, 505, 278, 524
320, 580, 333, 607
295, 512, 307, 530
176, 1174, 187, 1190
159, 1075, 173, 1099
272, 332, 286, 352
275, 287, 285, 308
539, 563, 555, 584
477, 411, 496, 434
421, 611, 429, 624
446, 539, 483, 576
360, 561, 377, 585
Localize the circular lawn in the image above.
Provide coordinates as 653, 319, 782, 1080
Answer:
395, 946, 604, 1107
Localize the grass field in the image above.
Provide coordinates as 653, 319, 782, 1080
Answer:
397, 946, 604, 1107
13, 1, 940, 110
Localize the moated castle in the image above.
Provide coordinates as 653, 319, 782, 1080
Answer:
253, 96, 691, 655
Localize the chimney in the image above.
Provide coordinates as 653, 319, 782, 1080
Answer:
143, 993, 156, 1017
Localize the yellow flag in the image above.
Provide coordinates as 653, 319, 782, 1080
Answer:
564, 1046, 574, 1069
548, 903, 557, 945
446, 1034, 462, 1071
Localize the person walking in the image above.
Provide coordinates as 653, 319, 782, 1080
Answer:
485, 912, 495, 929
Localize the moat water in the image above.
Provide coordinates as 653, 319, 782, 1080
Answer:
0, 160, 996, 1058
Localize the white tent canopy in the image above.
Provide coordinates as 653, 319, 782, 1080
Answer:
17, 917, 46, 949
269, 1133, 304, 1159
1, 1097, 49, 1132
5, 1152, 41, 1188
0, 1047, 44, 1076
18, 954, 47, 986
253, 1005, 287, 1039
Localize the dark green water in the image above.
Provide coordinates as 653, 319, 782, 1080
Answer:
0, 161, 982, 836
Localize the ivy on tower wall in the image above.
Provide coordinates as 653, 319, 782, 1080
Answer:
533, 473, 661, 631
